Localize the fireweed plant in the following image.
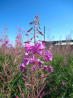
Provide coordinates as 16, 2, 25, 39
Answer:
0, 25, 25, 98
15, 14, 56, 98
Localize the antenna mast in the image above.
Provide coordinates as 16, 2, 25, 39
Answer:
44, 26, 45, 41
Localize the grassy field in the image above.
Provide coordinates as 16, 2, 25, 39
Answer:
0, 41, 73, 98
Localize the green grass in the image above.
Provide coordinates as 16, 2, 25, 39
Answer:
0, 53, 73, 98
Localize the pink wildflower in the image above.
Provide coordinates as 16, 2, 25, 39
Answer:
38, 59, 44, 68
29, 56, 37, 65
44, 65, 48, 70
16, 35, 22, 39
23, 58, 29, 65
20, 63, 27, 72
8, 44, 13, 47
30, 66, 36, 71
3, 41, 9, 45
48, 66, 53, 72
25, 52, 29, 57
44, 50, 52, 61
31, 43, 45, 55
62, 81, 67, 85
25, 42, 32, 52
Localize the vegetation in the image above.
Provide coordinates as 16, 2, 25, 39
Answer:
0, 14, 73, 98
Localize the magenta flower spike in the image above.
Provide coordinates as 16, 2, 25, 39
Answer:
3, 40, 9, 45
38, 43, 45, 50
48, 66, 53, 72
25, 42, 31, 48
23, 57, 29, 65
19, 15, 55, 98
34, 43, 45, 50
8, 44, 13, 47
38, 59, 44, 68
30, 66, 36, 71
31, 43, 45, 55
20, 63, 27, 72
29, 56, 37, 65
44, 50, 52, 61
25, 52, 29, 57
25, 42, 32, 52
44, 65, 48, 70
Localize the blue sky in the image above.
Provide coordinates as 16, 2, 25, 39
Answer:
0, 0, 73, 46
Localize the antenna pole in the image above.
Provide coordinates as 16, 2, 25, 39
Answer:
44, 26, 45, 41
